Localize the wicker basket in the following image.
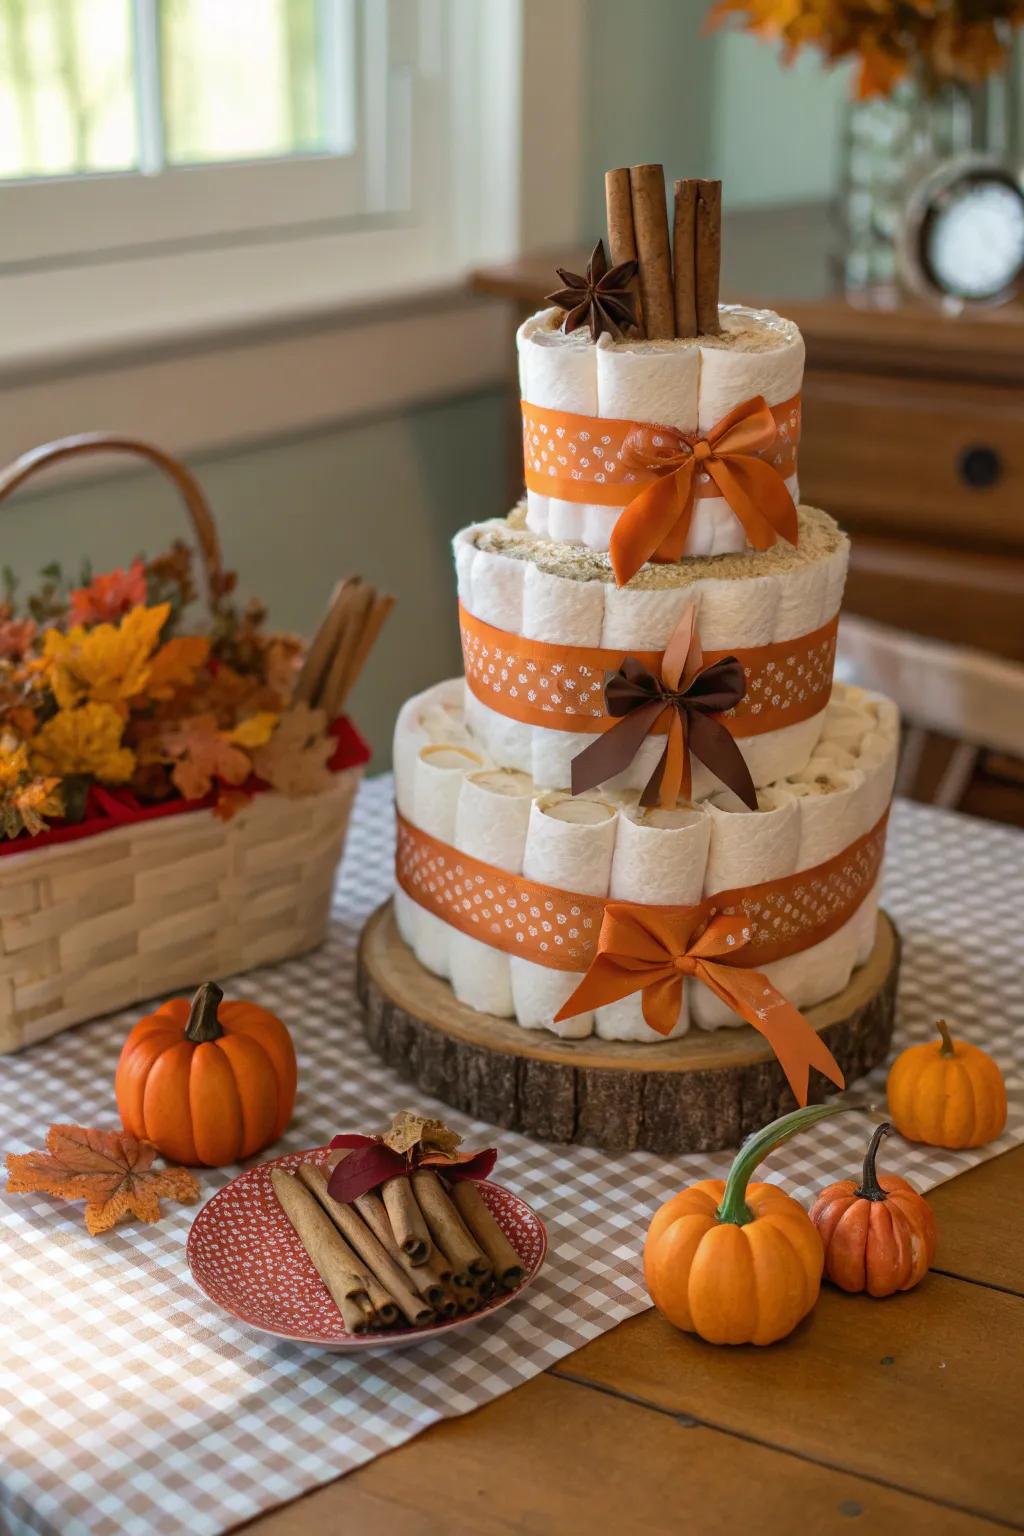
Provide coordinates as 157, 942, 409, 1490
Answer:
0, 434, 364, 1053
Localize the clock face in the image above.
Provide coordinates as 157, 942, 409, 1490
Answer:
922, 176, 1024, 302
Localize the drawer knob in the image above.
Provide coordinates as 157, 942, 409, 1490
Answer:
958, 445, 1002, 489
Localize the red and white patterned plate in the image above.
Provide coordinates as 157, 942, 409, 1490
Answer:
186, 1146, 548, 1351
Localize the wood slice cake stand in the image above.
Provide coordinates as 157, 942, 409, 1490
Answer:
357, 903, 900, 1154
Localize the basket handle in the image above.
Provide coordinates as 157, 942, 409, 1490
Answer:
0, 433, 225, 610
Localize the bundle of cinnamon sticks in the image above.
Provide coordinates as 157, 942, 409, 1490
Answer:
605, 165, 722, 341
271, 1155, 524, 1333
291, 576, 395, 720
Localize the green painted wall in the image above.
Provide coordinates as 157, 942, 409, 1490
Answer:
583, 0, 852, 222
2, 389, 507, 767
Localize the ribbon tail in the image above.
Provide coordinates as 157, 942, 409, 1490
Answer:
707, 455, 799, 550
697, 959, 845, 1106
553, 954, 672, 1024
571, 699, 665, 796
639, 708, 686, 810
687, 710, 758, 809
640, 974, 685, 1036
609, 466, 694, 587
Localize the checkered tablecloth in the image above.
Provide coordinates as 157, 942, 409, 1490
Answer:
2, 779, 1022, 1536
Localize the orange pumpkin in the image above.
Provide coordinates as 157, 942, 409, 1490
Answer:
887, 1019, 1006, 1150
810, 1122, 936, 1296
643, 1103, 844, 1346
116, 981, 296, 1167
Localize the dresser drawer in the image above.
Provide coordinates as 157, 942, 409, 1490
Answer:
800, 370, 1024, 551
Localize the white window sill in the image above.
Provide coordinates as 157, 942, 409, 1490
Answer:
0, 273, 512, 478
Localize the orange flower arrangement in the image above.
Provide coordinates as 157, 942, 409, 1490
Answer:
707, 0, 1024, 99
0, 545, 330, 841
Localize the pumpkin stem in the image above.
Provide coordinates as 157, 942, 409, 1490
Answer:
715, 1102, 850, 1226
853, 1121, 891, 1202
185, 982, 225, 1043
936, 1019, 955, 1057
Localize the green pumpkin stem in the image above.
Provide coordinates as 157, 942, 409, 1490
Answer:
715, 1102, 850, 1226
185, 981, 225, 1043
853, 1121, 891, 1202
936, 1019, 955, 1057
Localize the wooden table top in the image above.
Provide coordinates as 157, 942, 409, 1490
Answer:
245, 1143, 1023, 1535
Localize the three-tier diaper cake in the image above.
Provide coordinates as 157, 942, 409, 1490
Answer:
361, 167, 901, 1152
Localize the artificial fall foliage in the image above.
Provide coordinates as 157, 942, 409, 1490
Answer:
707, 0, 1024, 100
327, 1112, 498, 1205
0, 544, 338, 840
5, 1124, 200, 1235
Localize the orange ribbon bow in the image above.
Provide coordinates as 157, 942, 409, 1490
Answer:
553, 902, 845, 1107
609, 394, 800, 588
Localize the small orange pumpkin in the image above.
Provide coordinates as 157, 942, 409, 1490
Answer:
887, 1019, 1006, 1149
643, 1103, 844, 1346
810, 1122, 936, 1296
115, 981, 297, 1167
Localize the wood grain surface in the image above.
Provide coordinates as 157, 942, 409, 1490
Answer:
241, 1147, 1023, 1536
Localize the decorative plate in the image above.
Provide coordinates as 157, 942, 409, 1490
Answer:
186, 1145, 547, 1351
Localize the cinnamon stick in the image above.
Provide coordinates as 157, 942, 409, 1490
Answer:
326, 589, 395, 718
354, 1189, 447, 1306
452, 1280, 481, 1315
298, 1164, 433, 1327
270, 1168, 374, 1334
672, 179, 698, 340
410, 1169, 490, 1286
605, 167, 643, 335
628, 164, 674, 340
451, 1179, 525, 1290
695, 179, 723, 337
316, 578, 374, 718
292, 577, 354, 707
381, 1174, 432, 1265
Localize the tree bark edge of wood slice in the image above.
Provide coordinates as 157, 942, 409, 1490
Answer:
357, 902, 900, 1154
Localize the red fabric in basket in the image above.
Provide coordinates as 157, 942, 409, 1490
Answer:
0, 716, 371, 859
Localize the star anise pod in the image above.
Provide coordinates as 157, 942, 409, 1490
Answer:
546, 240, 639, 341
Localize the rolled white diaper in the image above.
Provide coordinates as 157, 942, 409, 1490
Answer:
522, 562, 605, 645
790, 767, 868, 870
595, 335, 699, 432
696, 310, 805, 431
597, 802, 711, 1041
519, 310, 599, 542
703, 785, 800, 896
449, 768, 534, 1017
513, 796, 618, 1037
411, 743, 485, 978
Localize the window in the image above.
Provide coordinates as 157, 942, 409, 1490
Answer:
0, 0, 579, 376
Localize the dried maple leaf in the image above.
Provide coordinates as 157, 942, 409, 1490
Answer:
144, 635, 211, 701
6, 1124, 199, 1234
160, 713, 252, 800
251, 703, 333, 796
382, 1111, 462, 1158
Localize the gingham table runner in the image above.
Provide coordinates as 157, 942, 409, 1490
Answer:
2, 779, 1022, 1536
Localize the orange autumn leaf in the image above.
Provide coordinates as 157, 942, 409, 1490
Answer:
5, 1124, 199, 1234
251, 703, 334, 796
160, 712, 253, 800
144, 635, 211, 701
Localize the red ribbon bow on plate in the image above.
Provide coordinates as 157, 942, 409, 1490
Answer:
570, 603, 758, 810
553, 903, 845, 1106
609, 394, 799, 588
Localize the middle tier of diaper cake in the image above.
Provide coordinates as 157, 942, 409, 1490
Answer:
453, 503, 847, 795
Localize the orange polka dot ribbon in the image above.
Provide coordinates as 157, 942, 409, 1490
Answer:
396, 804, 890, 1105
396, 807, 889, 1104
460, 603, 838, 739
521, 392, 801, 587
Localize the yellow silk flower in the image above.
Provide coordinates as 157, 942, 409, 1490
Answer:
43, 604, 170, 710
31, 703, 136, 784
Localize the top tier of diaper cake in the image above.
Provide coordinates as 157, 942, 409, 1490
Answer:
519, 168, 804, 576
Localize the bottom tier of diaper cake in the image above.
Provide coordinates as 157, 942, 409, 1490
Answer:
391, 678, 899, 1044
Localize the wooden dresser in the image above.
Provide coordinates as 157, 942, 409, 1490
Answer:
472, 204, 1024, 820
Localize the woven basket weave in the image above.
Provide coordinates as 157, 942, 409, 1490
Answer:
0, 434, 363, 1054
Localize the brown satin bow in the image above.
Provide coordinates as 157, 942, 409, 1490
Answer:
553, 903, 845, 1107
608, 394, 799, 588
570, 604, 758, 810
